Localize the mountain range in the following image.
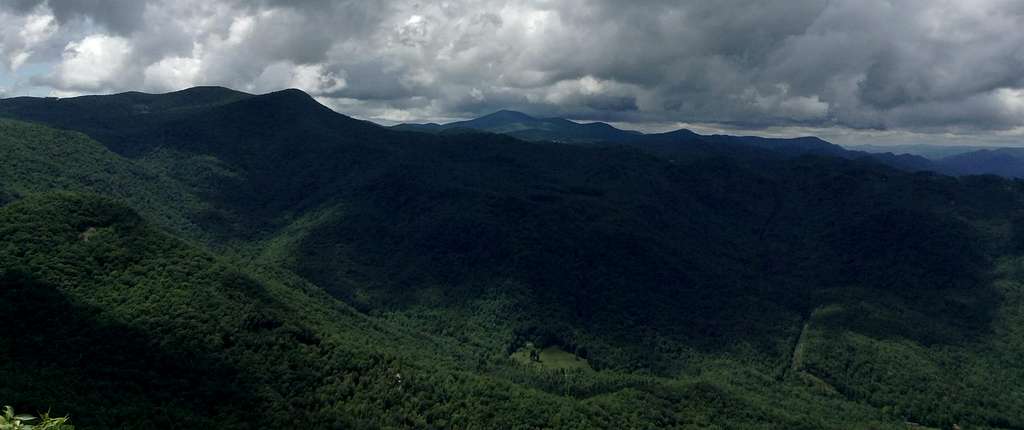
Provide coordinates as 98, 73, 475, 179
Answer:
393, 109, 646, 143
2, 87, 1024, 429
397, 110, 1024, 178
395, 109, 907, 161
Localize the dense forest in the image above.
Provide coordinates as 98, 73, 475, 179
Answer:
2, 88, 1024, 429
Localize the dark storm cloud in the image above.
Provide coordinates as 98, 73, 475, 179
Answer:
1, 0, 1024, 140
2, 0, 146, 34
0, 0, 40, 13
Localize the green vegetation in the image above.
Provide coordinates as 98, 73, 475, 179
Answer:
0, 406, 73, 430
797, 258, 1024, 428
510, 343, 593, 372
0, 119, 202, 236
2, 88, 1024, 428
0, 192, 905, 429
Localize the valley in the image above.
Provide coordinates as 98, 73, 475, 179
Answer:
1, 88, 1023, 429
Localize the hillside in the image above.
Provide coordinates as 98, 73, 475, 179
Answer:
10, 192, 845, 429
0, 193, 911, 429
2, 88, 1024, 428
0, 119, 203, 236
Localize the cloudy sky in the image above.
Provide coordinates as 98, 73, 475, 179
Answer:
1, 0, 1023, 146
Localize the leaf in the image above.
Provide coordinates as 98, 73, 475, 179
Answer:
14, 415, 36, 421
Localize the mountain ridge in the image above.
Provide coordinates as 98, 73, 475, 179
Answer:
393, 109, 645, 143
0, 89, 998, 178
392, 109, 943, 172
3, 86, 1024, 428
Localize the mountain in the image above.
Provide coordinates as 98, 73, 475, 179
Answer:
937, 147, 1024, 178
852, 143, 1024, 178
848, 143, 1002, 160
393, 109, 644, 143
394, 110, 936, 172
3, 87, 1024, 428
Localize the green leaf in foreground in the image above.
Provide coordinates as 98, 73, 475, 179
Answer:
0, 406, 73, 430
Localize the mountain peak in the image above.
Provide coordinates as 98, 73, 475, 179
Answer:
167, 86, 252, 98
259, 88, 319, 103
226, 88, 380, 131
480, 109, 537, 121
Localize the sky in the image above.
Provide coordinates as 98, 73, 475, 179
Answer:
1, 0, 1023, 147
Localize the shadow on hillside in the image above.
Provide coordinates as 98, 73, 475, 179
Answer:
0, 270, 265, 429
810, 208, 1001, 345
289, 170, 1004, 374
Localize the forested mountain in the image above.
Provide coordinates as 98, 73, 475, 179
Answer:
394, 109, 936, 172
850, 143, 1001, 160
393, 110, 644, 143
937, 148, 1024, 178
852, 144, 1024, 179
3, 88, 1024, 429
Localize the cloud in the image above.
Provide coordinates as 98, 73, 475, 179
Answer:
143, 56, 201, 92
748, 85, 831, 122
0, 5, 57, 71
288, 64, 346, 95
44, 34, 132, 93
2, 0, 146, 34
251, 62, 346, 96
0, 0, 1023, 142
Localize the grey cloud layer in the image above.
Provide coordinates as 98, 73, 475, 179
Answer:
1, 0, 1023, 135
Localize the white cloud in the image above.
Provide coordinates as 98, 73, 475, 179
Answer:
999, 88, 1024, 114
19, 11, 56, 46
8, 52, 30, 71
748, 84, 830, 122
290, 64, 346, 95
51, 34, 132, 91
252, 61, 346, 96
0, 6, 56, 72
395, 15, 431, 47
780, 95, 830, 120
227, 15, 255, 45
144, 55, 202, 92
542, 76, 641, 112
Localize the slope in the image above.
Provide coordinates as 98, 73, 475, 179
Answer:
3, 89, 1024, 428
1, 192, 922, 429
0, 119, 202, 236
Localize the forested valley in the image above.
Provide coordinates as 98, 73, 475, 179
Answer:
2, 88, 1024, 429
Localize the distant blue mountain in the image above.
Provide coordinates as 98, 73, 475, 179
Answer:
847, 144, 1001, 160
937, 148, 1024, 178
850, 144, 1024, 179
